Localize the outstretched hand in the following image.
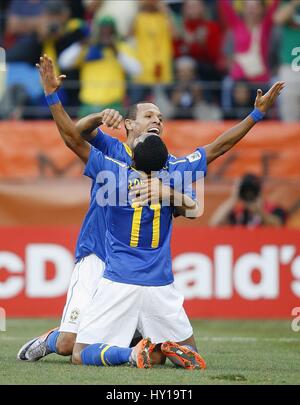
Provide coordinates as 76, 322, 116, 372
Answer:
254, 81, 285, 113
36, 54, 66, 95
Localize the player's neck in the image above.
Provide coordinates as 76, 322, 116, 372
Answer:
125, 138, 134, 151
126, 132, 140, 151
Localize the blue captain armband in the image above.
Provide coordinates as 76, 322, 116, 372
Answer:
45, 91, 60, 106
249, 108, 265, 123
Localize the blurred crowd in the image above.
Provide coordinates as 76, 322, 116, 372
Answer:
0, 0, 299, 121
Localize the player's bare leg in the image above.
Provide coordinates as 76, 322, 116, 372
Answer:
56, 332, 76, 355
71, 342, 88, 365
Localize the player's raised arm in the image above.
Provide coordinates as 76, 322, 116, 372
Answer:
75, 109, 123, 141
203, 82, 285, 164
36, 54, 90, 163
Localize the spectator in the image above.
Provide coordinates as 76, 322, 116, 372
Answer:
210, 174, 286, 227
4, 0, 88, 119
220, 0, 279, 82
4, 0, 46, 49
173, 0, 223, 81
129, 0, 175, 103
220, 0, 280, 111
94, 0, 138, 39
274, 0, 300, 121
225, 81, 253, 119
58, 16, 141, 117
155, 56, 222, 120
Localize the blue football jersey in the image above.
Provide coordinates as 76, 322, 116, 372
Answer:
75, 129, 177, 262
75, 129, 132, 262
84, 145, 207, 286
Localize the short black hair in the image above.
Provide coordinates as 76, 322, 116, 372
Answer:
125, 102, 153, 120
134, 135, 168, 174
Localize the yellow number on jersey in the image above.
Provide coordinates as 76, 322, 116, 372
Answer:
130, 204, 161, 248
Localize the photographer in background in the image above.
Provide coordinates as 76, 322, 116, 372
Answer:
210, 173, 286, 227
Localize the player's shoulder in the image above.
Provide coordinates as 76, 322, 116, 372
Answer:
185, 148, 205, 163
97, 128, 121, 145
89, 145, 128, 168
166, 153, 177, 162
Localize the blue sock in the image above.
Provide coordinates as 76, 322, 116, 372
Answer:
81, 343, 132, 366
46, 330, 60, 353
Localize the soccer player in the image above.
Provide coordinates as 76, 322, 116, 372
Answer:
34, 55, 207, 367
17, 56, 200, 366
18, 54, 284, 368
45, 56, 284, 367
39, 70, 283, 370
70, 131, 206, 368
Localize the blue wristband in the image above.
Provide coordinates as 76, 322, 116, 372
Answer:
249, 108, 265, 123
45, 91, 60, 106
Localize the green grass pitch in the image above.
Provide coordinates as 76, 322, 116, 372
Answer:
0, 318, 299, 385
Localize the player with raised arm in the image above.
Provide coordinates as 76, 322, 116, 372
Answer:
17, 55, 200, 366
34, 56, 207, 371
45, 56, 283, 369
18, 54, 284, 369
69, 68, 284, 368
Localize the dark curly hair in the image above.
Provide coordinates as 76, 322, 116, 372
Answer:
134, 135, 168, 174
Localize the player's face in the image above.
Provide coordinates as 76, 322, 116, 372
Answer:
130, 103, 164, 139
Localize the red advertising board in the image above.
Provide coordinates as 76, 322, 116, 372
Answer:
172, 228, 300, 319
0, 227, 299, 318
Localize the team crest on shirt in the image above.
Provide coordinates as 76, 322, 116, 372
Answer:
69, 308, 80, 323
186, 151, 202, 163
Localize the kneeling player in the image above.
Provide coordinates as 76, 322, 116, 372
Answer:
52, 118, 207, 369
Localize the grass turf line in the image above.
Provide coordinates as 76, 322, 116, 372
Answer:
0, 319, 299, 385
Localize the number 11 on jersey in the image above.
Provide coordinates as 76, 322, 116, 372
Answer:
130, 204, 161, 248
